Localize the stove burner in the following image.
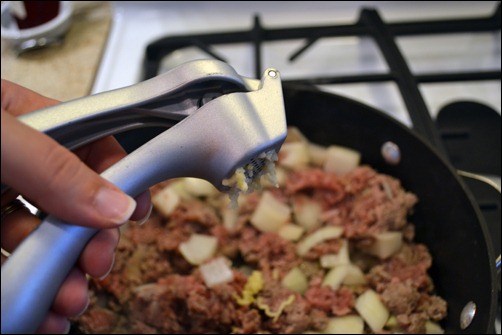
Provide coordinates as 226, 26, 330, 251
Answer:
143, 3, 500, 154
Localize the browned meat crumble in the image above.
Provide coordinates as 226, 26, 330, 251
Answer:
75, 131, 447, 334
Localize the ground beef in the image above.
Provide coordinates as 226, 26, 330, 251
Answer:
75, 135, 447, 334
238, 227, 301, 276
285, 168, 346, 208
76, 307, 117, 334
380, 280, 421, 315
304, 285, 355, 316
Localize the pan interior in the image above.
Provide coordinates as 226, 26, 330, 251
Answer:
282, 85, 497, 334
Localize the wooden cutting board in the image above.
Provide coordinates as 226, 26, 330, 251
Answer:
1, 1, 112, 102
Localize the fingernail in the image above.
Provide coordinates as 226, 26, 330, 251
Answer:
135, 203, 153, 226
76, 296, 90, 317
99, 253, 115, 281
62, 320, 71, 334
95, 188, 136, 225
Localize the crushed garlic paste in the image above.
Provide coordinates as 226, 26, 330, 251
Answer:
222, 150, 278, 208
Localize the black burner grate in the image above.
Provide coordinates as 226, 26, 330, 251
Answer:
143, 3, 500, 158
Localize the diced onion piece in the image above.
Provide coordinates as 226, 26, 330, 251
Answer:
250, 191, 291, 232
308, 143, 328, 167
183, 177, 218, 197
343, 264, 367, 285
320, 254, 339, 268
278, 224, 305, 242
293, 198, 323, 230
179, 234, 218, 265
363, 231, 403, 259
297, 226, 344, 256
425, 320, 445, 334
152, 186, 180, 217
281, 266, 308, 294
323, 145, 361, 175
355, 289, 389, 333
322, 264, 350, 290
279, 141, 310, 170
200, 257, 234, 287
320, 239, 350, 268
323, 315, 365, 334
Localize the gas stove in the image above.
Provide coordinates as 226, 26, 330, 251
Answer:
92, 1, 500, 333
93, 1, 500, 168
93, 2, 500, 123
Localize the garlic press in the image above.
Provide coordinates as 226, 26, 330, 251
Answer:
1, 59, 287, 334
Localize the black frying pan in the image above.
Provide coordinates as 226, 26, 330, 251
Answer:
113, 83, 498, 333
281, 85, 498, 333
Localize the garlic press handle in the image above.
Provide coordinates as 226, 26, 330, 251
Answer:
18, 59, 257, 150
0, 59, 258, 195
1, 68, 286, 334
1, 128, 194, 334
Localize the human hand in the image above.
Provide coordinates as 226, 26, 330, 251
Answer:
1, 80, 152, 333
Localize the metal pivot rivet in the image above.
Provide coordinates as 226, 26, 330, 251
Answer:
268, 69, 278, 78
460, 301, 476, 330
381, 141, 401, 165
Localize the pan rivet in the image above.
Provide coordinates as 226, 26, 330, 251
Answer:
460, 301, 476, 330
268, 70, 278, 78
381, 141, 401, 165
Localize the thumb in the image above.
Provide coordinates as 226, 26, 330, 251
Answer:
1, 111, 136, 228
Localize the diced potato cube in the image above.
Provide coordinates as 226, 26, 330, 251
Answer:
425, 320, 445, 334
355, 289, 389, 332
363, 231, 403, 259
179, 234, 218, 265
250, 191, 291, 232
152, 186, 180, 216
285, 126, 308, 143
323, 145, 361, 175
293, 198, 323, 230
200, 257, 234, 288
320, 239, 350, 268
324, 315, 364, 334
278, 224, 305, 241
343, 264, 367, 285
281, 266, 309, 294
279, 141, 310, 169
308, 143, 328, 167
